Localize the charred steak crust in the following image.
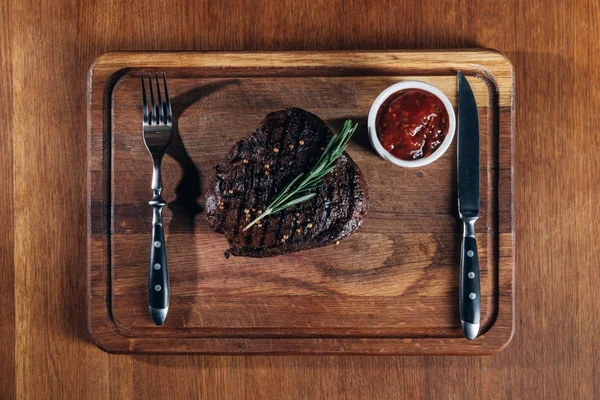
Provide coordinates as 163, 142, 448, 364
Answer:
205, 108, 368, 257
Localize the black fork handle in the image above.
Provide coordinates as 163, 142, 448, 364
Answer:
148, 200, 169, 325
148, 159, 169, 325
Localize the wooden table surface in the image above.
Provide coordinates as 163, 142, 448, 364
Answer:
1, 0, 598, 398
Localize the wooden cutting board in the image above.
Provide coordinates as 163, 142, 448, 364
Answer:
87, 51, 514, 354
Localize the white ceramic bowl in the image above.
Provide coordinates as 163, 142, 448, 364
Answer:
367, 81, 456, 168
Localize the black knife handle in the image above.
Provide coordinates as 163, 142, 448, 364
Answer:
148, 198, 169, 325
460, 218, 480, 340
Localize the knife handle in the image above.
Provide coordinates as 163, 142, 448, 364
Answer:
460, 218, 480, 340
148, 197, 169, 325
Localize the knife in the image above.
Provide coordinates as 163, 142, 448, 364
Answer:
457, 72, 481, 340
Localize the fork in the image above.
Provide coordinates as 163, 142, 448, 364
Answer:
141, 73, 173, 325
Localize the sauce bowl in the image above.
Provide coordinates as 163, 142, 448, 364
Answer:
367, 81, 456, 168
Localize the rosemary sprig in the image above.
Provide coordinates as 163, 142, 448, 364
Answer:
243, 120, 358, 231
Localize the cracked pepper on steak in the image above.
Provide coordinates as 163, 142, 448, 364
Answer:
205, 108, 368, 257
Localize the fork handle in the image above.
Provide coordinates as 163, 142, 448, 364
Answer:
148, 194, 169, 325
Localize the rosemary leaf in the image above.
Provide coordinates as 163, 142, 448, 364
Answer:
272, 193, 316, 212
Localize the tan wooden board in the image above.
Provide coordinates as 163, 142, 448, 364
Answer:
87, 51, 514, 354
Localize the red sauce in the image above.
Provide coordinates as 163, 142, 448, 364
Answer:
376, 89, 449, 160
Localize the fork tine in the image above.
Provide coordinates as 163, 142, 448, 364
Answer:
148, 74, 155, 125
155, 73, 163, 124
141, 75, 148, 125
162, 72, 172, 124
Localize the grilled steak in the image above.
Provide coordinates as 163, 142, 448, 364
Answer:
205, 108, 368, 257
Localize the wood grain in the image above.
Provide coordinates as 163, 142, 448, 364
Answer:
0, 0, 14, 397
5, 0, 599, 398
87, 52, 513, 354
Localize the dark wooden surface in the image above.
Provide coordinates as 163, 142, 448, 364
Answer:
3, 0, 599, 398
88, 52, 514, 354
